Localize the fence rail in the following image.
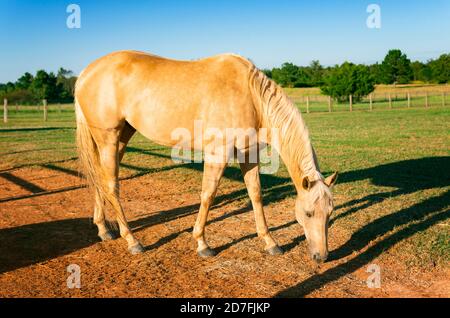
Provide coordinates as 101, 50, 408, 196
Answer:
1, 100, 73, 123
1, 91, 449, 124
292, 90, 449, 113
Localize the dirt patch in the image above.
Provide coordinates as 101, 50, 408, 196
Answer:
0, 166, 448, 297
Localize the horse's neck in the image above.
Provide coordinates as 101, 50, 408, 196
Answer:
263, 91, 321, 188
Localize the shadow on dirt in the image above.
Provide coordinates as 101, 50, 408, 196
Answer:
1, 151, 448, 288
127, 158, 294, 252
276, 156, 450, 297
0, 172, 46, 193
0, 149, 293, 274
0, 218, 98, 274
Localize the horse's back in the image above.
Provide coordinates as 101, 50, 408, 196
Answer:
77, 50, 252, 90
75, 51, 259, 146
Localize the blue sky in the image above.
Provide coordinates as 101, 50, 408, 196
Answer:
1, 0, 450, 82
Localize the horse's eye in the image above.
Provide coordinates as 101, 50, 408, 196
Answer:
306, 211, 313, 218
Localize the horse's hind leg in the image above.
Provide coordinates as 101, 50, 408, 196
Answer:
94, 122, 136, 241
94, 188, 113, 241
101, 142, 142, 254
92, 125, 142, 254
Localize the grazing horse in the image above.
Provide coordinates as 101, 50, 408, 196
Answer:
75, 51, 337, 262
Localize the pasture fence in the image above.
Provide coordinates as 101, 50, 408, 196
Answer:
1, 99, 74, 124
306, 96, 310, 113
292, 89, 449, 114
1, 89, 449, 124
3, 98, 7, 123
43, 99, 48, 121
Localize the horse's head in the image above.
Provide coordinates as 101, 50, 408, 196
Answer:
295, 172, 338, 263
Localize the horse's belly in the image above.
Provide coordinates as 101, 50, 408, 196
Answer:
125, 102, 193, 147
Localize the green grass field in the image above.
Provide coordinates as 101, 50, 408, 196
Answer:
1, 102, 449, 173
1, 98, 449, 275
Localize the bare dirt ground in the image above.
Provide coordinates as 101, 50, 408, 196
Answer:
0, 165, 448, 298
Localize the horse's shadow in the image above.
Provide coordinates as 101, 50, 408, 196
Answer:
0, 218, 98, 274
329, 156, 450, 259
276, 156, 450, 297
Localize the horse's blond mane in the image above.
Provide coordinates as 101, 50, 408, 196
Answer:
245, 62, 321, 184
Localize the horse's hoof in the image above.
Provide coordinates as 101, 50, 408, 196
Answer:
266, 245, 284, 256
197, 247, 217, 258
128, 243, 145, 255
98, 231, 115, 241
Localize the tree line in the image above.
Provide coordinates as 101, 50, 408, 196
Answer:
0, 68, 76, 105
264, 49, 450, 102
1, 49, 449, 104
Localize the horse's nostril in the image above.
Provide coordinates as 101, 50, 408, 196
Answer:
312, 253, 327, 263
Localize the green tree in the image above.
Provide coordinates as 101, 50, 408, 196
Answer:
307, 60, 325, 86
411, 61, 424, 82
5, 82, 16, 93
368, 63, 383, 84
271, 63, 302, 88
57, 67, 76, 102
6, 89, 35, 104
321, 62, 375, 102
29, 70, 61, 102
428, 54, 450, 83
16, 72, 34, 90
293, 67, 313, 87
380, 49, 413, 84
30, 70, 49, 100
262, 69, 272, 78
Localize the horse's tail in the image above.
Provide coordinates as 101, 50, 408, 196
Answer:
75, 98, 108, 208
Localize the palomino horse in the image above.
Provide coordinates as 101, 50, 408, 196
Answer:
75, 51, 337, 262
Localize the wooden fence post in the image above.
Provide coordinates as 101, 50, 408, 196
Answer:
388, 93, 392, 109
349, 95, 353, 112
425, 93, 429, 108
3, 98, 7, 123
306, 96, 310, 114
369, 94, 373, 111
407, 92, 411, 108
328, 96, 332, 112
43, 99, 48, 121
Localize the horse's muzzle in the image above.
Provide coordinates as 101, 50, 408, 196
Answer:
312, 252, 328, 264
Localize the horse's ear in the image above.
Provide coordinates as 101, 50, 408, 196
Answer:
302, 176, 311, 191
324, 171, 338, 188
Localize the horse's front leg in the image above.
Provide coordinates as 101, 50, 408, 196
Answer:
239, 162, 283, 255
193, 162, 227, 257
